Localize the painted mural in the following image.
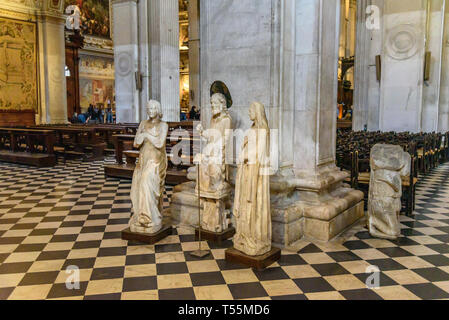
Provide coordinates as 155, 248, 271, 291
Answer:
0, 17, 37, 111
79, 54, 115, 112
64, 0, 110, 38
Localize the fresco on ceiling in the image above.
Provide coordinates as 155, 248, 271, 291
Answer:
65, 0, 110, 38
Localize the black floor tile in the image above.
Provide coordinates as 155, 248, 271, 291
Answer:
98, 247, 127, 257
293, 278, 335, 293
155, 243, 183, 253
122, 276, 157, 292
18, 271, 59, 286
84, 293, 122, 300
0, 287, 14, 300
367, 259, 406, 271
278, 254, 308, 266
340, 288, 383, 300
72, 241, 101, 250
298, 244, 323, 254
312, 263, 350, 276
156, 262, 188, 275
190, 271, 226, 287
37, 250, 70, 261
125, 254, 155, 266
378, 247, 414, 258
252, 267, 289, 281
343, 240, 371, 250
420, 255, 449, 267
46, 282, 88, 299
404, 283, 449, 299
327, 251, 362, 262
158, 287, 195, 300
412, 268, 449, 282
228, 282, 268, 299
90, 267, 125, 281
62, 258, 96, 270
0, 262, 33, 274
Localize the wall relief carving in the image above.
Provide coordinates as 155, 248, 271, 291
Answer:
385, 24, 422, 60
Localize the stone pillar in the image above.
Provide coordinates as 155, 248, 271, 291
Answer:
36, 15, 68, 124
170, 0, 364, 246
353, 0, 449, 133
439, 0, 449, 132
138, 0, 150, 122
422, 0, 445, 132
289, 0, 364, 243
148, 0, 180, 122
188, 0, 201, 110
353, 0, 384, 131
113, 0, 139, 123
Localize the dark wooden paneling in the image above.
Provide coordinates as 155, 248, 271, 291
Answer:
0, 111, 35, 127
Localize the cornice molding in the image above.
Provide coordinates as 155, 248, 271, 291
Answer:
111, 0, 138, 5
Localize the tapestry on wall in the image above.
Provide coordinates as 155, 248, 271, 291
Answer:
0, 17, 37, 112
64, 0, 111, 38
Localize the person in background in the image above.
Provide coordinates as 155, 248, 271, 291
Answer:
189, 106, 198, 120
106, 106, 113, 123
195, 107, 200, 120
71, 112, 79, 123
87, 104, 94, 119
89, 105, 101, 123
77, 112, 89, 124
180, 110, 187, 121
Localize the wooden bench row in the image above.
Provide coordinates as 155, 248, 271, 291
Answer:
0, 127, 56, 167
104, 122, 195, 185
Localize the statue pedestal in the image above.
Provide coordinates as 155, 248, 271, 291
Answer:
121, 225, 173, 244
195, 226, 235, 244
225, 247, 281, 271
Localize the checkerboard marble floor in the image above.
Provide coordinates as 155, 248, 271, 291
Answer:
1, 158, 449, 300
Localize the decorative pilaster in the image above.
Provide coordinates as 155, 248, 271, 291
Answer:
112, 0, 139, 123
149, 0, 180, 122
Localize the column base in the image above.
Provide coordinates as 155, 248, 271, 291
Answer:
225, 247, 281, 271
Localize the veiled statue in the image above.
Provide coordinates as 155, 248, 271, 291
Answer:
368, 144, 410, 240
233, 102, 272, 256
129, 100, 168, 234
195, 93, 233, 233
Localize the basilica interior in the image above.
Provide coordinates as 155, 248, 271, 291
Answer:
1, 0, 449, 302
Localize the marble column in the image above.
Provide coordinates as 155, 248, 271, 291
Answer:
170, 0, 364, 245
37, 14, 68, 124
188, 0, 201, 110
148, 0, 180, 122
439, 0, 449, 132
112, 0, 139, 123
422, 0, 445, 132
353, 0, 449, 133
353, 0, 384, 131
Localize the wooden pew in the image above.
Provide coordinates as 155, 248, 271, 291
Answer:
0, 127, 56, 167
104, 122, 195, 185
29, 125, 106, 161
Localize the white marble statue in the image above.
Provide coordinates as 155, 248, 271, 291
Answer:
233, 102, 272, 256
129, 100, 168, 234
368, 144, 410, 240
196, 93, 232, 196
195, 93, 232, 233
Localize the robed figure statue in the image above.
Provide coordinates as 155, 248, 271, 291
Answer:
233, 102, 272, 256
129, 100, 168, 234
